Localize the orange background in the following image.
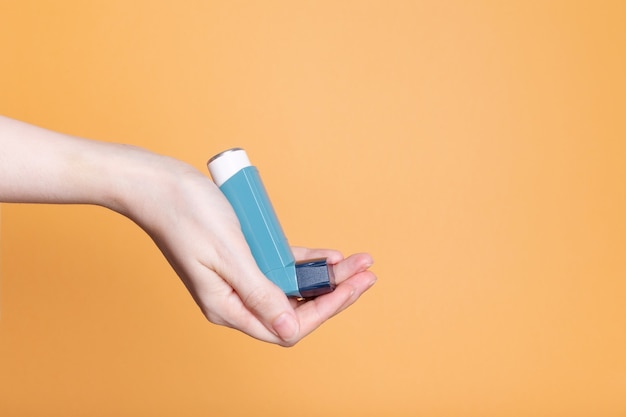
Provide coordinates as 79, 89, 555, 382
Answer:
1, 1, 625, 416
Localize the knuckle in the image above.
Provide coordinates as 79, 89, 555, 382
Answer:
203, 309, 227, 327
279, 339, 299, 348
242, 287, 274, 313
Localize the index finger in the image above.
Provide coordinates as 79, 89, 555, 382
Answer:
291, 253, 376, 340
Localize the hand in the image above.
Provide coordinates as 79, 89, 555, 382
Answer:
125, 158, 377, 346
0, 115, 376, 346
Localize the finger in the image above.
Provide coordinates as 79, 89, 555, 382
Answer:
287, 252, 374, 317
331, 270, 377, 316
211, 242, 300, 344
293, 270, 377, 340
210, 292, 286, 344
177, 257, 283, 344
331, 252, 374, 285
291, 246, 344, 264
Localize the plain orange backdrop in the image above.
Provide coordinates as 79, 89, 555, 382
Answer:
1, 1, 625, 416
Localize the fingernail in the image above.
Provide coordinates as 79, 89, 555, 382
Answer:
273, 313, 299, 342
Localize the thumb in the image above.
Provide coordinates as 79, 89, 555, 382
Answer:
217, 246, 300, 343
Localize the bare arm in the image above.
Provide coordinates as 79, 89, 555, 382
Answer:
0, 116, 376, 346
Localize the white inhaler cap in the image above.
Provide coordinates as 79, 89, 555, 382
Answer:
207, 148, 251, 187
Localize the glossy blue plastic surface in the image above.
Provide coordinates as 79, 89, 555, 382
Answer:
219, 166, 300, 296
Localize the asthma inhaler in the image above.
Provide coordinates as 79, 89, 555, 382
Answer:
207, 148, 335, 298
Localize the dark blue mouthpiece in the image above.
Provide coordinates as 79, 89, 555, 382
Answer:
295, 258, 336, 298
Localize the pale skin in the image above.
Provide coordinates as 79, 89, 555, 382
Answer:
0, 116, 376, 346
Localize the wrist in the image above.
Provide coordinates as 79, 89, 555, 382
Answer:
95, 144, 197, 232
94, 144, 168, 213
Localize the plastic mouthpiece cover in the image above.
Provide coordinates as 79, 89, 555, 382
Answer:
295, 258, 336, 298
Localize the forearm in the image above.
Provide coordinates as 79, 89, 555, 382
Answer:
0, 116, 181, 216
0, 117, 376, 346
0, 116, 116, 205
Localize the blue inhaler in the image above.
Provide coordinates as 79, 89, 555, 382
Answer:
207, 148, 335, 298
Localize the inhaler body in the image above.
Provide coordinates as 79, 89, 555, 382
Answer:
208, 148, 334, 298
